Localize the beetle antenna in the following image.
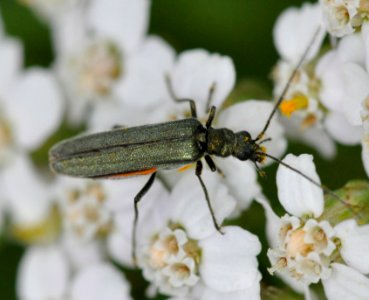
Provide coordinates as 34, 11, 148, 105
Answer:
256, 152, 361, 219
255, 27, 322, 141
259, 137, 272, 145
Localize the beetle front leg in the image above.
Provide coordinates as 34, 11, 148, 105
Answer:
165, 74, 198, 118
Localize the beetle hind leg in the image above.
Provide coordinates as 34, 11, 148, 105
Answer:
132, 172, 157, 266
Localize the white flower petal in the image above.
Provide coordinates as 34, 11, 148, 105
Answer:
61, 233, 104, 270
362, 22, 369, 72
317, 51, 346, 112
334, 219, 369, 274
193, 277, 260, 300
276, 154, 324, 218
51, 3, 88, 56
280, 273, 307, 294
218, 101, 287, 163
115, 36, 175, 109
107, 226, 133, 267
362, 148, 369, 178
23, 0, 82, 21
17, 245, 69, 300
362, 112, 369, 177
215, 157, 261, 213
273, 3, 325, 63
71, 263, 131, 300
6, 68, 63, 150
337, 34, 366, 66
0, 38, 22, 96
342, 63, 369, 126
170, 170, 236, 240
255, 195, 282, 249
322, 263, 369, 300
199, 226, 261, 292
106, 178, 170, 267
170, 49, 236, 112
87, 101, 151, 131
280, 116, 336, 159
87, 0, 149, 54
2, 154, 50, 226
325, 112, 362, 145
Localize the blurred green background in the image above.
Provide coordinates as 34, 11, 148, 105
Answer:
0, 0, 366, 299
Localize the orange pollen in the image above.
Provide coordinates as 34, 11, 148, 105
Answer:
301, 113, 317, 129
280, 94, 309, 117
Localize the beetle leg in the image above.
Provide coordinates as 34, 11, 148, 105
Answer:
204, 155, 217, 172
195, 160, 224, 234
205, 106, 216, 128
132, 172, 157, 266
205, 82, 217, 113
165, 74, 197, 118
204, 155, 225, 177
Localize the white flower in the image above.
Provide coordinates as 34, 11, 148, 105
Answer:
127, 170, 261, 298
261, 153, 369, 298
55, 176, 160, 245
17, 244, 130, 300
70, 262, 132, 300
19, 0, 84, 22
272, 2, 336, 158
1, 155, 61, 244
54, 0, 175, 126
0, 32, 63, 164
320, 0, 368, 37
274, 2, 325, 64
56, 178, 113, 241
165, 49, 236, 120
106, 176, 170, 267
17, 245, 70, 300
316, 33, 369, 129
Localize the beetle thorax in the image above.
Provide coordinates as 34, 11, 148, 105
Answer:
206, 127, 237, 157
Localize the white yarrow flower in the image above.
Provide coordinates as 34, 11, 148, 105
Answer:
320, 0, 369, 37
262, 154, 369, 298
272, 3, 337, 158
132, 171, 261, 298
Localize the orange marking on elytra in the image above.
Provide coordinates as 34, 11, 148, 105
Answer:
107, 167, 157, 179
177, 164, 194, 172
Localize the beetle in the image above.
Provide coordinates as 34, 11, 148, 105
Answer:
49, 100, 268, 261
49, 28, 328, 263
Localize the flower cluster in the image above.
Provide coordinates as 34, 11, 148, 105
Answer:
273, 1, 369, 180
0, 1, 367, 300
261, 154, 369, 299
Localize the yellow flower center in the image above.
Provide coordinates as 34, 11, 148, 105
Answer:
280, 94, 309, 117
75, 41, 122, 97
286, 229, 313, 258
